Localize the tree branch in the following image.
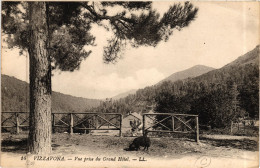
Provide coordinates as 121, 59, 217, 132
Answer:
82, 3, 135, 30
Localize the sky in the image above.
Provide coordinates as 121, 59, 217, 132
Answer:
1, 2, 259, 99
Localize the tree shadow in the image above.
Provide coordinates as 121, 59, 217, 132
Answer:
1, 139, 28, 154
1, 138, 62, 153
201, 137, 258, 151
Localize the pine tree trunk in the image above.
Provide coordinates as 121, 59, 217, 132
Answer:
28, 2, 52, 154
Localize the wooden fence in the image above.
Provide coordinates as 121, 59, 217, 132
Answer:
1, 112, 123, 136
1, 112, 29, 134
2, 112, 200, 141
143, 113, 199, 143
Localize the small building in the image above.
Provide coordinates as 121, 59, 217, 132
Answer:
122, 112, 142, 134
145, 109, 155, 129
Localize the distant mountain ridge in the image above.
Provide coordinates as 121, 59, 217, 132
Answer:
157, 65, 215, 85
191, 45, 259, 83
1, 75, 101, 112
112, 64, 214, 100
224, 45, 259, 67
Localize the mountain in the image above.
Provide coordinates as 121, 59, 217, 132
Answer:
93, 45, 259, 124
1, 75, 101, 112
223, 45, 259, 67
191, 45, 259, 83
112, 65, 214, 100
155, 45, 259, 127
157, 65, 215, 84
112, 89, 137, 100
51, 92, 101, 112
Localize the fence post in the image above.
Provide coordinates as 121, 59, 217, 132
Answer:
243, 121, 246, 133
230, 121, 233, 134
94, 114, 98, 129
143, 114, 145, 136
83, 124, 87, 134
16, 112, 20, 134
195, 116, 199, 143
172, 115, 175, 131
70, 113, 74, 134
52, 113, 55, 133
119, 114, 122, 137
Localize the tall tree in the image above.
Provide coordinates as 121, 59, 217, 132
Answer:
2, 1, 198, 154
28, 2, 52, 154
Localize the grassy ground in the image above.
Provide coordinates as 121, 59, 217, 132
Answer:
1, 132, 259, 168
1, 132, 258, 159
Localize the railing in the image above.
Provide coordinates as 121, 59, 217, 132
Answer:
2, 112, 199, 141
1, 112, 29, 134
143, 113, 199, 143
1, 112, 123, 137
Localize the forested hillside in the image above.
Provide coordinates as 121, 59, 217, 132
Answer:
1, 75, 101, 112
112, 89, 137, 100
93, 46, 259, 128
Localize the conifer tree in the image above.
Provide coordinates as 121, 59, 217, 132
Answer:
2, 1, 198, 154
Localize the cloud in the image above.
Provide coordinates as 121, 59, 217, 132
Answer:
52, 68, 165, 99
135, 68, 165, 87
1, 48, 29, 82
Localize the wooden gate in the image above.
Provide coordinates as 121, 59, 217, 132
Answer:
2, 112, 122, 136
52, 112, 123, 136
143, 113, 199, 142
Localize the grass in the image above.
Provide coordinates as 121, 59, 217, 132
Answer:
1, 132, 258, 159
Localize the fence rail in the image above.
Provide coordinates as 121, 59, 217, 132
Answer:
1, 112, 123, 136
1, 112, 29, 134
143, 113, 199, 143
2, 112, 200, 141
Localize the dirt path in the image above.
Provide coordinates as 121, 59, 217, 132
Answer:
201, 134, 258, 141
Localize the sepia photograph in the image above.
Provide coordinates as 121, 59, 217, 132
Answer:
1, 1, 259, 168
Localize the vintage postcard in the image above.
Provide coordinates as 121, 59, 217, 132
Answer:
1, 1, 259, 168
